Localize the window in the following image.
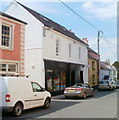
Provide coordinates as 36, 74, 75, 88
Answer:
1, 24, 12, 49
0, 63, 17, 73
69, 44, 71, 57
8, 64, 16, 72
56, 39, 60, 56
92, 61, 95, 70
0, 64, 7, 71
31, 82, 42, 92
79, 47, 81, 59
92, 75, 95, 85
43, 28, 46, 37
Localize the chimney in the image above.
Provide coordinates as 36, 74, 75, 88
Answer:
105, 59, 110, 65
82, 38, 88, 44
69, 29, 72, 32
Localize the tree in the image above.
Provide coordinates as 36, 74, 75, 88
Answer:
112, 61, 119, 79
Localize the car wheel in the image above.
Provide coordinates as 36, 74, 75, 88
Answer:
13, 102, 23, 116
83, 92, 87, 99
109, 87, 112, 91
98, 89, 101, 92
65, 96, 68, 99
43, 98, 51, 109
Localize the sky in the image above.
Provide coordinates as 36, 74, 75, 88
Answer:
0, 0, 118, 64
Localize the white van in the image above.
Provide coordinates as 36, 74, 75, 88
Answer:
0, 76, 51, 116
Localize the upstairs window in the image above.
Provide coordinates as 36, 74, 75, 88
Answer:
43, 27, 46, 37
1, 24, 12, 49
92, 61, 95, 70
79, 47, 81, 59
56, 39, 60, 56
69, 44, 71, 57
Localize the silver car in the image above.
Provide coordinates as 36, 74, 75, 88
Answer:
64, 83, 94, 99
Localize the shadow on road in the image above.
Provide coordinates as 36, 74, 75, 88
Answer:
92, 89, 118, 99
51, 89, 118, 100
2, 100, 80, 119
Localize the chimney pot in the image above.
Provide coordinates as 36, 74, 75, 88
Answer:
82, 38, 88, 44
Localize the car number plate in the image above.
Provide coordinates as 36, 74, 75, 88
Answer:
68, 90, 75, 92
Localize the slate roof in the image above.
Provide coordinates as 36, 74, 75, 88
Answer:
88, 47, 100, 60
0, 12, 27, 24
17, 2, 87, 45
100, 61, 110, 70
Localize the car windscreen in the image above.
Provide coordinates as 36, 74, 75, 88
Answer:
73, 83, 82, 87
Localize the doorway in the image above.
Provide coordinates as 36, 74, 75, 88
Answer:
71, 71, 75, 86
80, 71, 84, 83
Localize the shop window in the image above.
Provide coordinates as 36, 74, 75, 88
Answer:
60, 71, 66, 90
46, 70, 66, 92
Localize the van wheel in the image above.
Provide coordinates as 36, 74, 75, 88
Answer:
43, 98, 51, 109
13, 102, 23, 116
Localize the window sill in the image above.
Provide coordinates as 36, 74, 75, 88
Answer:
0, 46, 13, 51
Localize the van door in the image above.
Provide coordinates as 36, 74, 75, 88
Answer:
31, 82, 45, 107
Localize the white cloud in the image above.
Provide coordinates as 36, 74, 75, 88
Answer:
81, 2, 117, 20
88, 37, 117, 64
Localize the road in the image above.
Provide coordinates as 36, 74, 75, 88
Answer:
2, 89, 118, 119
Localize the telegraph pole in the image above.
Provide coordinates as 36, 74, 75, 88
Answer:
97, 31, 102, 84
97, 31, 100, 55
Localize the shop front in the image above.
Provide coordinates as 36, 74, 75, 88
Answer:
44, 60, 84, 95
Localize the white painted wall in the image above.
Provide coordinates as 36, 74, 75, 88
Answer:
43, 29, 88, 83
6, 1, 88, 85
25, 49, 45, 87
5, 2, 45, 86
5, 2, 44, 49
100, 69, 110, 80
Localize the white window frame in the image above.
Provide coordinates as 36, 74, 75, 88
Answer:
56, 39, 60, 56
0, 63, 18, 74
79, 47, 81, 59
43, 27, 46, 37
0, 21, 15, 50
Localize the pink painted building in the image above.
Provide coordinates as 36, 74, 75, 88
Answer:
0, 12, 26, 76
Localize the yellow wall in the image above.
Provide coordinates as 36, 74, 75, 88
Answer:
88, 58, 99, 87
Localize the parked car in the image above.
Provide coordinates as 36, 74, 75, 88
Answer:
0, 76, 51, 116
98, 80, 116, 91
64, 83, 94, 99
115, 81, 119, 89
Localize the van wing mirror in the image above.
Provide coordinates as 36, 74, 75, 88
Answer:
41, 88, 45, 92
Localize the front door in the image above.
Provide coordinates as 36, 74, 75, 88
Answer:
71, 71, 75, 86
80, 71, 84, 83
